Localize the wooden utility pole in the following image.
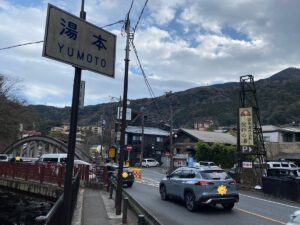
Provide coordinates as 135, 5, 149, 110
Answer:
115, 15, 131, 215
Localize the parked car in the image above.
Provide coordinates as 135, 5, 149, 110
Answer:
39, 153, 67, 163
0, 154, 9, 162
106, 164, 135, 187
142, 158, 159, 167
159, 166, 239, 212
288, 210, 300, 225
198, 161, 220, 169
266, 168, 300, 179
267, 161, 298, 169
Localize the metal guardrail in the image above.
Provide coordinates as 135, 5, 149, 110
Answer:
109, 180, 162, 225
262, 176, 300, 202
35, 172, 81, 225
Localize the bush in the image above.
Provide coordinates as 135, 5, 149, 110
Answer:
195, 141, 236, 168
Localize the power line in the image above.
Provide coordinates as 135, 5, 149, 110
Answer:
101, 20, 124, 28
129, 38, 167, 121
133, 0, 148, 34
0, 19, 125, 51
0, 40, 43, 51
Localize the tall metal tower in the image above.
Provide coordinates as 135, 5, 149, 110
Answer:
237, 75, 267, 186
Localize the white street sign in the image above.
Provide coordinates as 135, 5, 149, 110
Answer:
43, 4, 116, 77
242, 161, 253, 168
117, 107, 132, 120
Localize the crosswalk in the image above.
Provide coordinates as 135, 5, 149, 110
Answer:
135, 177, 160, 188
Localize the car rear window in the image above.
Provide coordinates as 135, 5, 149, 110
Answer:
200, 170, 230, 180
0, 156, 7, 160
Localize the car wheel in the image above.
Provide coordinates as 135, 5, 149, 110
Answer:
185, 192, 197, 212
222, 203, 234, 210
127, 182, 133, 188
146, 164, 149, 168
160, 185, 168, 201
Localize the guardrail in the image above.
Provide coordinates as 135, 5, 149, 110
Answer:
0, 162, 90, 186
35, 171, 81, 225
262, 176, 300, 202
108, 180, 162, 225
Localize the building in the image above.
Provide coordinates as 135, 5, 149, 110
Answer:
262, 125, 300, 164
124, 126, 169, 165
171, 128, 237, 157
194, 120, 214, 131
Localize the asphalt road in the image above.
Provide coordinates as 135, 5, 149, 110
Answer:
126, 167, 300, 225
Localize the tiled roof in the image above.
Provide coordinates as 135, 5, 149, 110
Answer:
126, 126, 169, 136
181, 128, 236, 145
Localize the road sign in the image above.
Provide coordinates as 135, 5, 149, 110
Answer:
108, 147, 116, 158
242, 161, 253, 168
127, 145, 132, 152
117, 107, 132, 120
43, 4, 116, 77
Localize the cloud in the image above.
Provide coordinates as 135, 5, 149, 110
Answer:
0, 0, 300, 107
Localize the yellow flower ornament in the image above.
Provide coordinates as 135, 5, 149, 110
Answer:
217, 185, 227, 195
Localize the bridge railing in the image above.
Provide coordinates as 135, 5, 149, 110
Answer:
0, 162, 91, 187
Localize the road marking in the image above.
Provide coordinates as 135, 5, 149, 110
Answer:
240, 194, 300, 209
236, 208, 286, 225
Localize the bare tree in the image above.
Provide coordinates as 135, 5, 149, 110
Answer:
0, 75, 36, 151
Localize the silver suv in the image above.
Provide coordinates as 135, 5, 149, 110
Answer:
159, 167, 239, 211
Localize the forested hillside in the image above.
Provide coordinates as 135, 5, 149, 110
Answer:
30, 67, 300, 133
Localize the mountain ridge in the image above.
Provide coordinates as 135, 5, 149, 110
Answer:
30, 67, 300, 133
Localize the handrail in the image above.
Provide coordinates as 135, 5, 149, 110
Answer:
35, 172, 81, 225
110, 180, 162, 225
35, 194, 64, 224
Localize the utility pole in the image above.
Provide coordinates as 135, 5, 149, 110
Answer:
140, 109, 145, 167
115, 15, 131, 215
166, 91, 174, 173
63, 1, 86, 225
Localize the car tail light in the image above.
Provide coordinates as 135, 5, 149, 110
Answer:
195, 181, 214, 185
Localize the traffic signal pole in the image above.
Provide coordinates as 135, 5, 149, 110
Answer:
115, 15, 131, 215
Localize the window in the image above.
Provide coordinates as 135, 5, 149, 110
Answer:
263, 136, 270, 142
180, 170, 196, 179
156, 137, 164, 142
296, 133, 300, 142
283, 132, 293, 142
132, 135, 142, 142
170, 170, 181, 178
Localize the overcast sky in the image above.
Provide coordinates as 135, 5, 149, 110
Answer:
0, 0, 299, 107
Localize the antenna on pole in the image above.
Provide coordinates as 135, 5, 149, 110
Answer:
236, 75, 267, 187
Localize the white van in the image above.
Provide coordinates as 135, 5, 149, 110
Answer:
39, 153, 67, 163
267, 161, 298, 169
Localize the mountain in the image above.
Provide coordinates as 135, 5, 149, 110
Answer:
29, 67, 300, 133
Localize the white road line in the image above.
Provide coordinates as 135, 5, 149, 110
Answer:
240, 193, 300, 209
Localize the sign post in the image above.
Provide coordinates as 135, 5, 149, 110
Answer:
42, 2, 116, 225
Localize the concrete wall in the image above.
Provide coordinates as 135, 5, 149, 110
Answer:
0, 177, 62, 199
266, 142, 300, 159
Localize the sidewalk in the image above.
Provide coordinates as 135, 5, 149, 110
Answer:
73, 187, 137, 225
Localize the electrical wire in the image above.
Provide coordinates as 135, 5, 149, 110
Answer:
101, 20, 124, 28
133, 0, 148, 34
0, 19, 125, 51
129, 38, 168, 121
0, 41, 44, 51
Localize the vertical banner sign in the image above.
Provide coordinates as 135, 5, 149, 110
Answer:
79, 80, 85, 108
43, 4, 116, 77
239, 107, 254, 146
